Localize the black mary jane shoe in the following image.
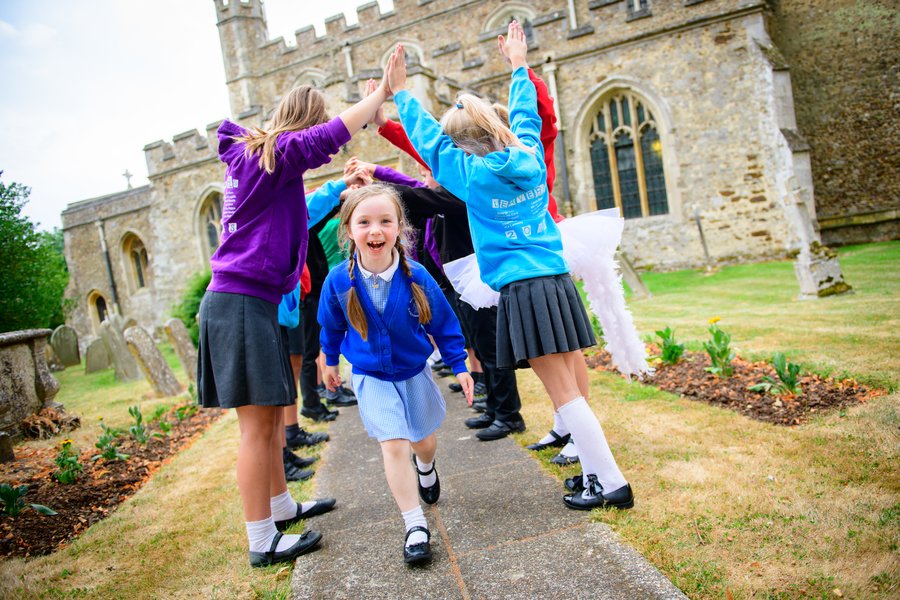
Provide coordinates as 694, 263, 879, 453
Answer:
526, 430, 571, 451
249, 530, 322, 568
564, 474, 584, 493
563, 475, 634, 511
413, 456, 440, 505
275, 498, 337, 531
403, 526, 433, 565
550, 450, 580, 466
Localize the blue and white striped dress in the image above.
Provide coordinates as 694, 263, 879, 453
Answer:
350, 255, 446, 443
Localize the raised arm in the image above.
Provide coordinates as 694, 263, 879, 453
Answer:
338, 71, 391, 136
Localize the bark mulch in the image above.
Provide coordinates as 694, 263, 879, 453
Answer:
0, 406, 223, 558
585, 347, 882, 426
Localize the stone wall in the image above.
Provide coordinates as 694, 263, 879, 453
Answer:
768, 0, 900, 245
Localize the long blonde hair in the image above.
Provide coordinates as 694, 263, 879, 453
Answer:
337, 184, 432, 340
440, 93, 531, 157
236, 86, 328, 174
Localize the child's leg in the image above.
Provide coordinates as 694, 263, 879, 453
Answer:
380, 439, 429, 547
410, 433, 437, 488
529, 352, 627, 493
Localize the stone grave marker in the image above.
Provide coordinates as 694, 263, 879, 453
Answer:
124, 326, 182, 397
84, 338, 111, 374
165, 318, 197, 382
50, 325, 80, 367
100, 321, 142, 382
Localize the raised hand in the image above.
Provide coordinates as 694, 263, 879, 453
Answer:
498, 20, 527, 70
385, 43, 407, 95
365, 78, 387, 127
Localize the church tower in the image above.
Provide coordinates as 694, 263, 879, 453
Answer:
214, 0, 268, 117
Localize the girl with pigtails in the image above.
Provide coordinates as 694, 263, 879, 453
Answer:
317, 184, 474, 565
386, 23, 635, 511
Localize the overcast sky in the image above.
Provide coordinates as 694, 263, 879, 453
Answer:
0, 0, 393, 232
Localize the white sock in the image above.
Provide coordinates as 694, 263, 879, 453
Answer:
427, 348, 441, 366
270, 491, 298, 521
401, 505, 428, 546
558, 439, 578, 458
415, 456, 437, 488
245, 516, 303, 553
537, 412, 570, 445
557, 397, 628, 493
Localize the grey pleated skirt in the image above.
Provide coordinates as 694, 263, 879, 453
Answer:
197, 291, 296, 408
496, 274, 596, 370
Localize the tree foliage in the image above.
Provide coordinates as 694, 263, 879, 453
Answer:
0, 175, 70, 333
171, 269, 211, 346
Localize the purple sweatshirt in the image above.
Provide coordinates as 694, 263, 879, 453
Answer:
210, 118, 351, 304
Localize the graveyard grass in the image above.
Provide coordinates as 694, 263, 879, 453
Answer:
0, 241, 896, 599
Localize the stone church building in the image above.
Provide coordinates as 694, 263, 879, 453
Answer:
61, 0, 898, 340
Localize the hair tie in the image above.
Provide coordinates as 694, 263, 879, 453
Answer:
456, 102, 464, 109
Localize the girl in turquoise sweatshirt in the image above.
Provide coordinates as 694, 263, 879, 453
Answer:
386, 22, 634, 512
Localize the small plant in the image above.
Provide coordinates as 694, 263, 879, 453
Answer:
703, 317, 735, 377
174, 403, 197, 422
749, 352, 803, 395
93, 420, 129, 462
150, 405, 168, 423
655, 327, 685, 365
156, 419, 173, 437
0, 483, 56, 518
52, 440, 83, 484
128, 405, 150, 445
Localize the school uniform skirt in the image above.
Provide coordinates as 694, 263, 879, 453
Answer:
197, 291, 296, 408
496, 273, 596, 370
350, 367, 446, 443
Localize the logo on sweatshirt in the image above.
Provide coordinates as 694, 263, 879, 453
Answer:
505, 230, 518, 240
228, 222, 237, 233
225, 176, 239, 189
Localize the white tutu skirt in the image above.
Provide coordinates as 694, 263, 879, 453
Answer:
443, 209, 651, 379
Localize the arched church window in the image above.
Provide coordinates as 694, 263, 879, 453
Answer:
483, 4, 536, 46
589, 92, 668, 218
87, 290, 109, 334
380, 42, 425, 69
199, 192, 223, 262
122, 233, 150, 291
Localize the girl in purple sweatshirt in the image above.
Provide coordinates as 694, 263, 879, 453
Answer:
197, 55, 398, 567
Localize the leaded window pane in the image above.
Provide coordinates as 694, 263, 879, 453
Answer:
640, 126, 669, 216
591, 138, 616, 210
615, 132, 642, 219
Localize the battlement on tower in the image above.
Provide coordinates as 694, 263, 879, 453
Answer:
143, 120, 223, 177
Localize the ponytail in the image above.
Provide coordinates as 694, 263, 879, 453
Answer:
440, 93, 533, 157
345, 244, 370, 340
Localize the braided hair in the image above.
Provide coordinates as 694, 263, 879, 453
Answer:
338, 184, 432, 340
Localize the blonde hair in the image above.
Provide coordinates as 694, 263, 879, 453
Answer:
236, 86, 328, 174
338, 184, 432, 340
440, 93, 531, 157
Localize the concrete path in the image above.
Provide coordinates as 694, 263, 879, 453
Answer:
292, 376, 686, 600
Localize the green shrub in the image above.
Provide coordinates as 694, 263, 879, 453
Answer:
655, 327, 685, 365
171, 269, 211, 346
703, 317, 735, 377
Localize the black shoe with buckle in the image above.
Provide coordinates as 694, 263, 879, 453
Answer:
300, 405, 338, 422
464, 413, 494, 429
475, 419, 526, 441
286, 428, 330, 449
413, 456, 440, 505
563, 475, 634, 511
564, 474, 584, 493
526, 430, 571, 451
274, 498, 337, 531
249, 530, 322, 568
550, 449, 580, 466
403, 526, 432, 565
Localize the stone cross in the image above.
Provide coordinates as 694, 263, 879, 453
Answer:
164, 318, 197, 382
124, 326, 182, 397
122, 169, 133, 189
49, 325, 80, 367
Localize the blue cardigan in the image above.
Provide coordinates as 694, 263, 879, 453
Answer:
318, 258, 468, 382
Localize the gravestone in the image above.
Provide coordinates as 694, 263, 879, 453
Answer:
44, 343, 64, 372
50, 325, 80, 367
84, 338, 111, 374
164, 318, 197, 382
124, 326, 182, 397
100, 321, 142, 382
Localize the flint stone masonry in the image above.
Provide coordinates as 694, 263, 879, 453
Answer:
0, 330, 61, 441
124, 326, 182, 397
84, 338, 112, 374
164, 318, 197, 382
50, 325, 80, 367
100, 321, 142, 382
61, 0, 883, 336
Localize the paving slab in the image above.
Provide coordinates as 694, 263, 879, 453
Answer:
292, 375, 687, 599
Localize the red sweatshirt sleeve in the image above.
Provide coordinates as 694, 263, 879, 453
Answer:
378, 119, 429, 171
528, 68, 564, 222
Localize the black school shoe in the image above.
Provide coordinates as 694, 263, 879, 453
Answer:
286, 428, 330, 449
564, 474, 584, 493
300, 404, 338, 422
283, 447, 317, 469
284, 464, 314, 482
249, 530, 322, 568
413, 456, 440, 505
464, 413, 494, 429
475, 419, 526, 441
550, 450, 580, 466
275, 498, 337, 531
563, 475, 634, 511
403, 526, 433, 565
325, 385, 358, 407
526, 430, 571, 451
448, 382, 463, 393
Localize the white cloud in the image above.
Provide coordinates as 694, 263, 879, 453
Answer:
20, 23, 56, 47
0, 19, 17, 38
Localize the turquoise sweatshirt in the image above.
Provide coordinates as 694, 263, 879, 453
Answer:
394, 66, 568, 291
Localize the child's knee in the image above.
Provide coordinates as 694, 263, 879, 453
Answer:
380, 438, 410, 461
